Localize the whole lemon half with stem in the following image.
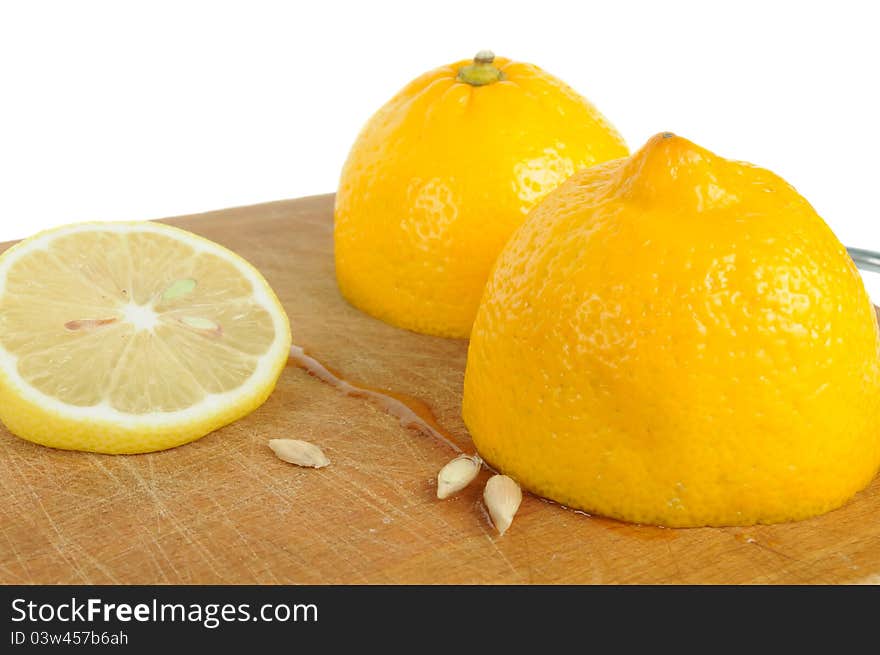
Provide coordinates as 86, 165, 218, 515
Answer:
335, 50, 628, 338
463, 132, 880, 527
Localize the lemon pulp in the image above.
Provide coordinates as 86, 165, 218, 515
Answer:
0, 221, 292, 453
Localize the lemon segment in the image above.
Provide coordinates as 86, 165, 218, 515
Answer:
0, 221, 292, 454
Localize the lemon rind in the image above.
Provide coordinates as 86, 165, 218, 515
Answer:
0, 221, 292, 451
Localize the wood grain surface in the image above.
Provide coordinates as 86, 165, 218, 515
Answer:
1, 194, 879, 585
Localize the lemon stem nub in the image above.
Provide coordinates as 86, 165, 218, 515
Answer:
457, 50, 504, 86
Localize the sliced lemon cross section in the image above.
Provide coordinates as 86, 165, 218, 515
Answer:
0, 221, 292, 454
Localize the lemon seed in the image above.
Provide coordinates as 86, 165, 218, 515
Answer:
64, 317, 118, 331
179, 316, 221, 334
483, 474, 522, 536
437, 454, 481, 499
162, 278, 197, 302
268, 439, 330, 469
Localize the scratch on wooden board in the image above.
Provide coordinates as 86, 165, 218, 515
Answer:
2, 446, 63, 503
733, 531, 799, 563
233, 451, 306, 506
31, 491, 114, 583
210, 490, 281, 584
307, 526, 372, 584
88, 452, 124, 486
0, 531, 30, 582
585, 548, 607, 584
324, 467, 420, 539
146, 455, 162, 535
29, 491, 86, 582
132, 536, 172, 584
665, 541, 685, 583
120, 458, 226, 581
146, 534, 184, 582
3, 530, 32, 582
522, 528, 535, 584
476, 501, 520, 578
0, 444, 24, 485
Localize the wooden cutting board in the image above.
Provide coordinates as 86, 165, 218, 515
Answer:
2, 194, 879, 585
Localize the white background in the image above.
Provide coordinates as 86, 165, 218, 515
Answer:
1, 0, 878, 293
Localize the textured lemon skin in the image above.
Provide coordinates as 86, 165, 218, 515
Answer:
463, 133, 880, 527
0, 221, 292, 454
334, 56, 628, 338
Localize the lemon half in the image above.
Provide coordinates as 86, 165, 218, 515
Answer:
0, 221, 292, 454
463, 133, 880, 527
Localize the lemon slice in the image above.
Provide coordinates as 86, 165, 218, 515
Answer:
0, 221, 292, 454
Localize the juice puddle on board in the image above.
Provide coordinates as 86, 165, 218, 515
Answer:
287, 343, 676, 541
288, 345, 467, 453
